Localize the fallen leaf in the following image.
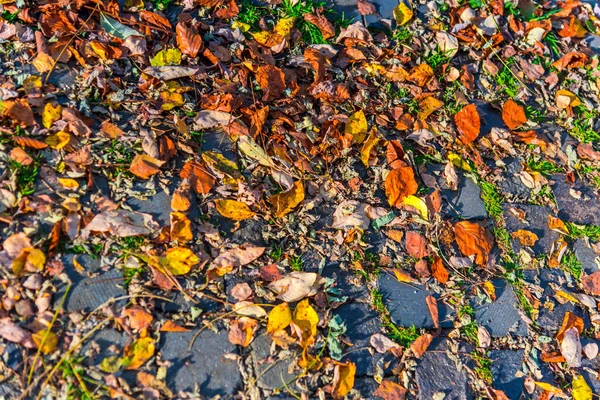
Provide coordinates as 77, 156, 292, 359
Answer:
292, 299, 319, 348
357, 0, 378, 15
170, 212, 193, 242
176, 22, 202, 57
210, 244, 265, 276
164, 247, 199, 275
267, 303, 292, 333
511, 229, 538, 247
31, 330, 58, 354
402, 195, 429, 220
534, 382, 568, 398
385, 167, 418, 207
150, 48, 182, 66
407, 63, 433, 87
410, 333, 432, 358
455, 104, 480, 144
478, 326, 491, 348
374, 380, 408, 400
431, 255, 449, 284
556, 311, 584, 343
129, 154, 164, 179
42, 103, 62, 129
572, 374, 592, 400
405, 231, 429, 258
215, 199, 256, 221
268, 271, 324, 302
180, 160, 215, 195
345, 109, 368, 143
269, 180, 305, 218
233, 301, 267, 318
370, 333, 401, 354
560, 327, 581, 367
418, 96, 443, 120
256, 65, 286, 101
238, 135, 275, 167
582, 271, 600, 295
394, 3, 413, 26
360, 129, 380, 166
425, 295, 439, 330
228, 317, 257, 347
453, 221, 494, 265
123, 306, 153, 331
123, 337, 155, 370
82, 210, 158, 238
502, 99, 527, 130
160, 320, 189, 332
332, 362, 356, 399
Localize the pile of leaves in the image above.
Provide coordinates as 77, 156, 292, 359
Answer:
1, 0, 600, 398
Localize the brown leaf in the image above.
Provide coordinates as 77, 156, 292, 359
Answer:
123, 306, 153, 331
453, 221, 494, 265
2, 99, 35, 127
386, 140, 407, 169
12, 136, 48, 150
160, 320, 190, 332
269, 180, 305, 218
425, 295, 439, 330
228, 317, 257, 347
552, 51, 587, 71
210, 243, 265, 276
385, 167, 418, 207
180, 160, 215, 195
405, 231, 429, 258
410, 333, 432, 358
256, 65, 286, 101
176, 22, 203, 57
407, 64, 434, 87
431, 255, 449, 284
455, 104, 480, 144
129, 154, 164, 179
303, 14, 335, 40
501, 99, 527, 130
215, 0, 239, 18
557, 311, 584, 343
582, 271, 600, 295
374, 380, 408, 400
357, 0, 378, 15
140, 10, 171, 30
304, 47, 327, 85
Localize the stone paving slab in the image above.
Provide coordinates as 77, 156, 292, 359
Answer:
160, 329, 242, 396
471, 280, 528, 337
503, 204, 560, 255
379, 273, 454, 329
551, 174, 600, 225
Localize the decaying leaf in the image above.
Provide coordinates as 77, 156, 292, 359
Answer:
268, 271, 324, 302
332, 361, 356, 399
269, 180, 305, 218
385, 167, 418, 207
215, 199, 256, 221
453, 221, 494, 265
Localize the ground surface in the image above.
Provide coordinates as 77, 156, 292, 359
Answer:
1, 0, 600, 399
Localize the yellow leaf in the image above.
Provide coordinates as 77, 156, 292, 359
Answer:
164, 247, 199, 275
556, 89, 581, 109
160, 91, 185, 111
269, 180, 305, 218
345, 110, 368, 143
27, 249, 46, 271
394, 3, 413, 26
267, 303, 292, 333
32, 52, 54, 73
215, 199, 256, 221
42, 103, 62, 129
402, 195, 429, 220
202, 151, 242, 185
511, 229, 539, 247
333, 362, 356, 399
293, 299, 318, 348
58, 178, 80, 189
274, 17, 296, 37
89, 41, 109, 60
483, 281, 496, 301
447, 152, 472, 172
45, 131, 71, 150
573, 374, 592, 400
231, 21, 250, 32
150, 48, 182, 66
123, 337, 155, 370
170, 212, 193, 242
360, 129, 380, 166
32, 330, 58, 354
100, 355, 122, 373
393, 269, 416, 283
555, 290, 580, 304
364, 63, 386, 75
418, 96, 444, 120
548, 215, 569, 235
535, 381, 568, 398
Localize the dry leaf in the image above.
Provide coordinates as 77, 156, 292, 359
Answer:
394, 3, 413, 26
292, 299, 319, 348
410, 333, 432, 358
228, 317, 257, 347
176, 22, 202, 57
425, 295, 439, 330
180, 160, 215, 195
332, 362, 356, 399
267, 303, 292, 333
269, 180, 305, 218
215, 199, 256, 221
346, 109, 368, 144
123, 337, 155, 370
405, 231, 429, 258
453, 221, 494, 265
502, 99, 527, 130
385, 167, 418, 207
256, 65, 286, 101
431, 255, 449, 284
511, 229, 538, 247
455, 104, 480, 144
129, 154, 164, 179
374, 380, 408, 400
268, 271, 324, 302
582, 271, 600, 295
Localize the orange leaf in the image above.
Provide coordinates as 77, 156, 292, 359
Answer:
129, 154, 164, 179
180, 160, 215, 195
502, 99, 527, 130
12, 136, 48, 150
176, 22, 203, 57
582, 271, 600, 295
431, 255, 448, 284
455, 103, 480, 144
425, 295, 439, 330
374, 380, 408, 400
160, 320, 190, 332
407, 63, 434, 87
2, 99, 35, 127
556, 311, 584, 343
256, 65, 286, 101
385, 167, 418, 207
405, 231, 429, 258
228, 317, 257, 347
123, 306, 153, 331
410, 333, 432, 358
332, 361, 356, 399
453, 221, 494, 265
